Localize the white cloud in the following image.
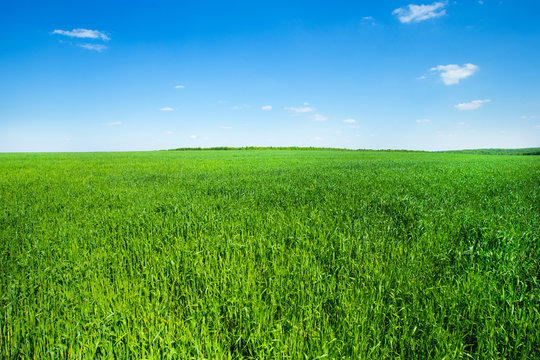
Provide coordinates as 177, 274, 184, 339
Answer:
261, 105, 272, 111
175, 85, 184, 89
454, 99, 491, 110
160, 107, 174, 111
349, 125, 361, 129
534, 124, 540, 129
77, 43, 107, 52
303, 102, 310, 106
343, 118, 356, 123
107, 121, 122, 126
167, 130, 173, 134
456, 121, 465, 125
285, 106, 315, 113
521, 115, 537, 119
314, 136, 322, 141
189, 135, 197, 139
416, 118, 431, 123
312, 114, 328, 122
430, 63, 479, 85
52, 28, 109, 41
361, 16, 376, 25
393, 2, 447, 23
220, 126, 232, 130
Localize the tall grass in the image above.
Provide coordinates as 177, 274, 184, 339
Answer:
1, 150, 538, 359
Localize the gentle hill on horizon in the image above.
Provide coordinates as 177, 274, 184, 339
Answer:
168, 146, 540, 155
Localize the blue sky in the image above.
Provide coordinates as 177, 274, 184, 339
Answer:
1, 0, 539, 151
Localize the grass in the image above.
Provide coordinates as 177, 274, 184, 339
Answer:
0, 150, 538, 359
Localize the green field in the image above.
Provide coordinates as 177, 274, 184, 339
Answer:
1, 150, 538, 359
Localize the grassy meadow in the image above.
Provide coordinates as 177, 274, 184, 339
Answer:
0, 149, 538, 359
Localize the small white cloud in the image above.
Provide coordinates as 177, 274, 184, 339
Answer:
303, 102, 310, 106
349, 125, 361, 129
159, 107, 174, 111
220, 126, 232, 130
167, 130, 173, 134
314, 136, 322, 141
312, 114, 328, 122
430, 63, 479, 85
456, 121, 465, 125
393, 2, 447, 24
189, 135, 197, 139
535, 124, 540, 129
521, 115, 537, 119
261, 105, 272, 111
285, 106, 315, 113
77, 43, 107, 52
361, 16, 376, 25
416, 118, 431, 123
454, 99, 491, 110
52, 28, 110, 41
175, 85, 185, 89
107, 121, 122, 126
343, 118, 356, 123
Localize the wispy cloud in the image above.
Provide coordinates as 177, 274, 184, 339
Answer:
454, 99, 491, 110
312, 114, 328, 122
189, 135, 197, 139
314, 136, 322, 141
107, 121, 122, 126
393, 2, 447, 23
175, 85, 184, 89
285, 106, 315, 113
220, 126, 232, 130
343, 118, 356, 123
159, 107, 174, 111
52, 28, 109, 41
361, 16, 376, 25
77, 43, 107, 52
167, 130, 173, 134
430, 63, 478, 85
416, 118, 431, 123
535, 124, 540, 129
261, 105, 272, 111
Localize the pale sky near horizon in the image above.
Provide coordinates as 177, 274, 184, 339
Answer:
1, 0, 539, 152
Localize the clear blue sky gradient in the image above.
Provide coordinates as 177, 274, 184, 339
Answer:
1, 0, 539, 151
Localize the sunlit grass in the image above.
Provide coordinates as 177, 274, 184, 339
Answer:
1, 150, 538, 359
